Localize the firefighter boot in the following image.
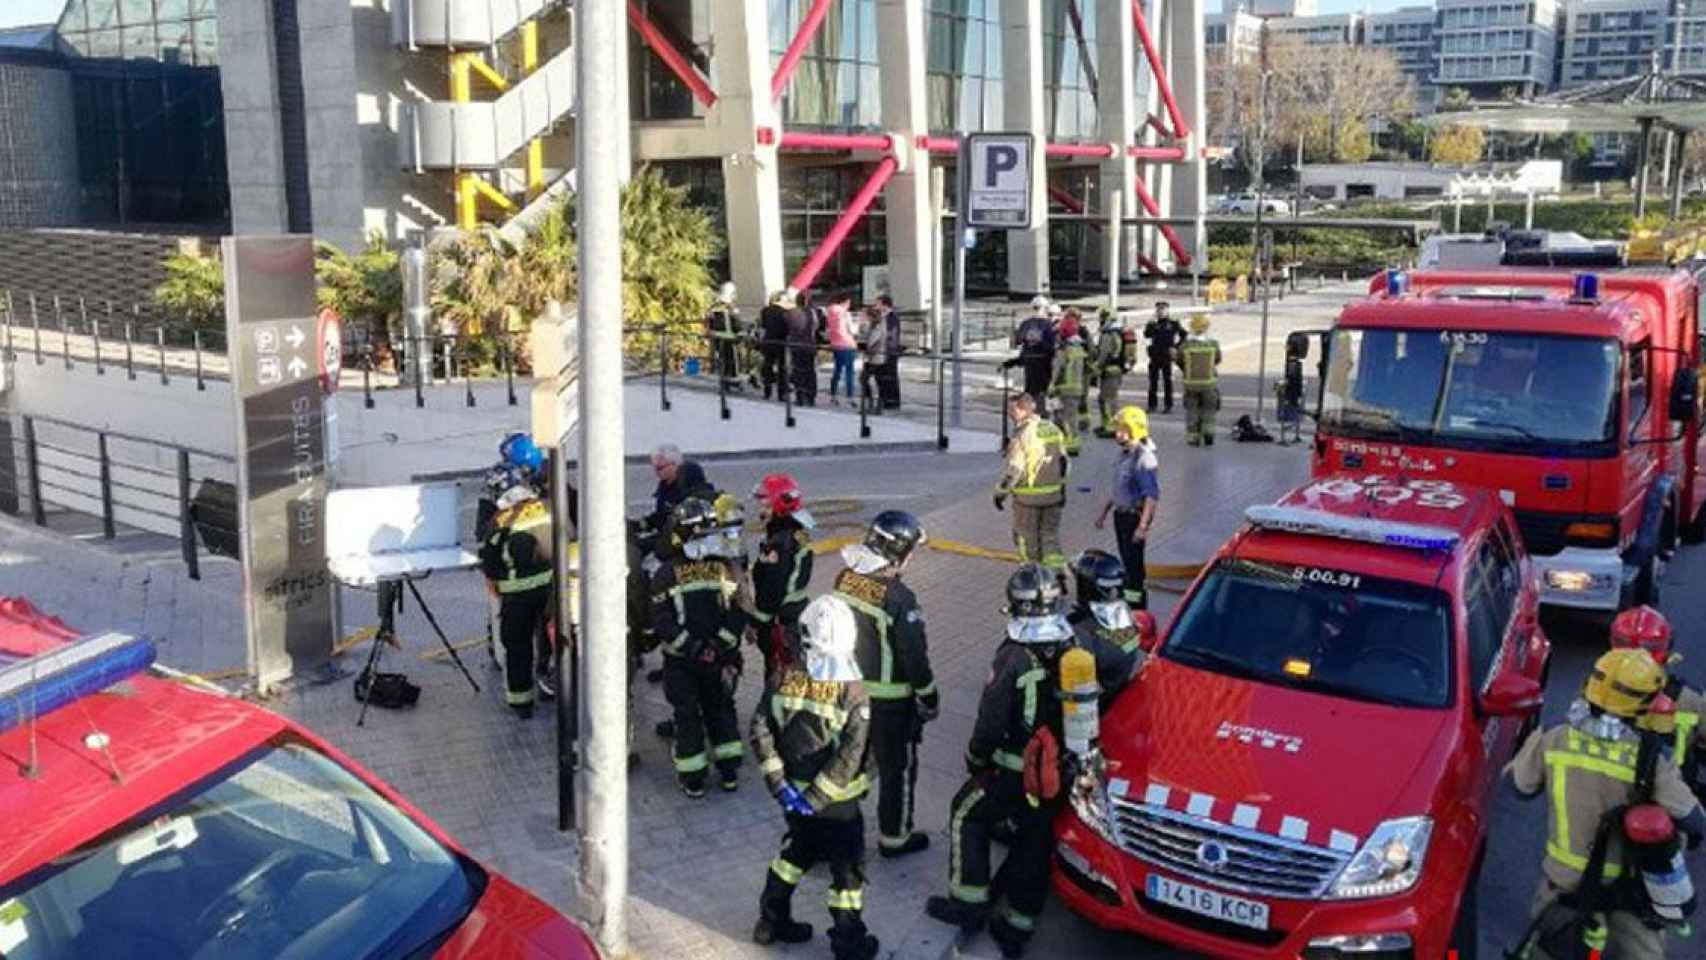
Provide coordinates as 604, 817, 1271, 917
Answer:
988, 913, 1032, 959
752, 916, 813, 946
828, 928, 879, 960
926, 896, 990, 932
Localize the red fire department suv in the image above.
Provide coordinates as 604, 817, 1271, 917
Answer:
1054, 475, 1549, 959
1312, 256, 1704, 616
0, 598, 598, 960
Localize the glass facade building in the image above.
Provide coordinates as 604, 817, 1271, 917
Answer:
58, 0, 220, 66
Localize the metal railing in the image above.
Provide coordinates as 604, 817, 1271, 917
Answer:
0, 413, 236, 579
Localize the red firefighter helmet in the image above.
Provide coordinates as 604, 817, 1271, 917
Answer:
753, 473, 805, 516
1624, 803, 1679, 846
1611, 605, 1674, 663
1059, 315, 1081, 340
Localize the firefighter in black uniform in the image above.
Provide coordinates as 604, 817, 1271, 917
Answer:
927, 565, 1075, 958
1067, 549, 1148, 697
651, 497, 750, 797
750, 594, 880, 960
1004, 296, 1057, 405
478, 481, 554, 719
832, 510, 937, 858
1142, 301, 1184, 413
750, 473, 815, 686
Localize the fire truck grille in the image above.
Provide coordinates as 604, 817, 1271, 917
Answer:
1111, 799, 1350, 900
1513, 511, 1572, 556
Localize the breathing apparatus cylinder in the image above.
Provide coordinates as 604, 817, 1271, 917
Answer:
1623, 804, 1697, 925
1059, 646, 1100, 757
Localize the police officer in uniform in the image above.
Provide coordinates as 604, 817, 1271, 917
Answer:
1006, 296, 1057, 405
926, 565, 1075, 957
1611, 606, 1706, 800
1177, 314, 1222, 446
478, 481, 554, 718
651, 497, 751, 797
750, 473, 815, 685
1092, 308, 1132, 437
1507, 649, 1706, 960
1142, 301, 1183, 413
708, 281, 743, 391
994, 393, 1070, 579
750, 595, 880, 960
833, 511, 937, 858
1049, 312, 1090, 456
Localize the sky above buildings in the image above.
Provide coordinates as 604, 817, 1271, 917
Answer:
0, 1, 65, 30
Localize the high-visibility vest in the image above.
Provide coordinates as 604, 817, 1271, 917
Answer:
1011, 418, 1068, 504
1096, 330, 1127, 372
1676, 710, 1700, 770
1054, 344, 1087, 395
491, 499, 552, 594
1543, 728, 1638, 878
1180, 336, 1220, 388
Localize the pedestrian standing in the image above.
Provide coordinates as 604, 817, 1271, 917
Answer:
1093, 406, 1157, 609
993, 392, 1070, 578
1048, 311, 1090, 456
750, 595, 879, 960
826, 295, 858, 405
789, 291, 819, 406
1005, 295, 1056, 406
833, 511, 937, 858
707, 281, 743, 391
1091, 307, 1132, 437
760, 290, 792, 401
1142, 301, 1183, 413
650, 497, 750, 797
1178, 314, 1223, 446
859, 305, 887, 414
877, 295, 903, 410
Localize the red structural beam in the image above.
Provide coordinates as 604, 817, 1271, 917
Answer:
1050, 186, 1163, 275
1130, 145, 1188, 161
790, 156, 899, 293
771, 0, 837, 101
780, 130, 893, 153
1046, 142, 1116, 159
627, 1, 717, 108
1131, 0, 1190, 141
922, 136, 960, 154
1132, 175, 1192, 266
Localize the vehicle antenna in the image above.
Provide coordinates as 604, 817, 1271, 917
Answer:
24, 657, 39, 779
74, 698, 123, 784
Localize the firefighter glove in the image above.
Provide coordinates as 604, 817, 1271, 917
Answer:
993, 492, 1007, 512
776, 783, 815, 818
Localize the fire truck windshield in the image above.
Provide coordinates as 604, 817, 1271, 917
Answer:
0, 739, 484, 960
1163, 560, 1454, 709
1322, 328, 1621, 452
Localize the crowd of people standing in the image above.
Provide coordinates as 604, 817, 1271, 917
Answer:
707, 284, 904, 413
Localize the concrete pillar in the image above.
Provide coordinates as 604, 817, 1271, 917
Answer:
1003, 0, 1051, 296
878, 0, 933, 313
709, 1, 785, 315
1097, 0, 1139, 280
1166, 0, 1208, 275
296, 2, 364, 251
216, 0, 290, 234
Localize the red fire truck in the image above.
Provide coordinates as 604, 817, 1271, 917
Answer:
0, 598, 599, 959
1305, 252, 1704, 615
1055, 475, 1548, 958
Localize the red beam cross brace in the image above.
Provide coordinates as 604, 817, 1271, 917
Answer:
1133, 175, 1191, 267
1131, 0, 1190, 142
772, 0, 838, 101
627, 1, 716, 108
789, 156, 899, 294
1048, 187, 1162, 274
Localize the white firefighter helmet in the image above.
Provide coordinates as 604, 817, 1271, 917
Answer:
1030, 294, 1050, 313
716, 281, 737, 304
800, 594, 861, 682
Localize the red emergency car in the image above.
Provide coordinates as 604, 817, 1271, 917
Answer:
0, 598, 598, 960
1054, 475, 1549, 959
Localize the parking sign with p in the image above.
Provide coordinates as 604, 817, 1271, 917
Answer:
964, 133, 1034, 230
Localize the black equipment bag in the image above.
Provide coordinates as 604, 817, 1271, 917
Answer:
355, 670, 420, 709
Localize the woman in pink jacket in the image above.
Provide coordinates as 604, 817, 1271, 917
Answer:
825, 294, 859, 405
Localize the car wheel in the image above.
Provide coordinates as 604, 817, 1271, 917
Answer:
1450, 855, 1483, 960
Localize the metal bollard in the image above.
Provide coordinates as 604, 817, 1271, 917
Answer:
414, 335, 426, 408
30, 294, 42, 365
126, 310, 137, 380
55, 296, 70, 369
782, 340, 795, 428
177, 449, 200, 581
193, 331, 205, 390
157, 326, 169, 385
718, 339, 730, 421
97, 433, 115, 539
659, 327, 671, 412
1000, 365, 1011, 454
363, 343, 376, 409
2, 289, 13, 363
464, 339, 477, 408
503, 334, 517, 406
23, 416, 44, 526
859, 374, 871, 439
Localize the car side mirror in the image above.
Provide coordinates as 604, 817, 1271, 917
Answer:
1480, 672, 1543, 718
1670, 366, 1699, 422
1134, 611, 1160, 653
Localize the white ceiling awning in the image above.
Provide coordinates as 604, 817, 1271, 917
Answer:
1424, 69, 1706, 135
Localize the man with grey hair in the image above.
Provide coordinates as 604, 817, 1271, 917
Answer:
650, 444, 712, 528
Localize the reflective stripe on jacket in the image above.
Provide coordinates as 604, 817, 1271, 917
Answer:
833, 568, 938, 709
1000, 416, 1068, 505
1179, 336, 1220, 388
750, 666, 873, 814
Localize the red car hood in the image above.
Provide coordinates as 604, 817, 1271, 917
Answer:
435, 874, 600, 959
1102, 658, 1453, 851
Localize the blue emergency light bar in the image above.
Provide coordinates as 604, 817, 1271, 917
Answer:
1245, 505, 1460, 552
1571, 272, 1600, 302
1385, 269, 1406, 296
0, 632, 156, 736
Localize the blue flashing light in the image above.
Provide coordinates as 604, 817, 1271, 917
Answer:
0, 633, 156, 735
1385, 269, 1406, 297
1572, 273, 1600, 302
1382, 532, 1458, 551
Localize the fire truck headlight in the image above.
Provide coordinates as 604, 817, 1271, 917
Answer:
1545, 569, 1614, 593
1325, 816, 1432, 900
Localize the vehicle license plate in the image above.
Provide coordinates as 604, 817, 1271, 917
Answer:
1145, 874, 1270, 931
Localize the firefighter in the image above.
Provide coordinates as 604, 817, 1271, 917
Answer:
1507, 648, 1706, 960
1049, 312, 1090, 456
751, 473, 816, 685
1612, 605, 1706, 800
926, 565, 1074, 957
994, 392, 1070, 578
651, 497, 751, 797
750, 594, 879, 960
708, 281, 743, 391
1177, 313, 1223, 446
1094, 406, 1159, 609
1142, 301, 1184, 413
478, 481, 554, 719
1005, 295, 1057, 404
833, 510, 937, 858
1092, 308, 1132, 437
1067, 549, 1147, 695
